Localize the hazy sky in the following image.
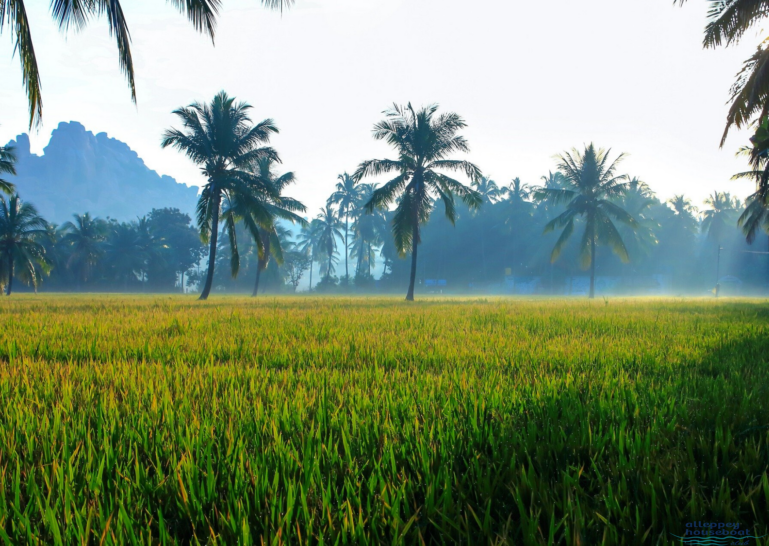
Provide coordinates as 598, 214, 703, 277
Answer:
0, 0, 762, 217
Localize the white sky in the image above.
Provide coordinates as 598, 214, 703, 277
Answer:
0, 0, 762, 216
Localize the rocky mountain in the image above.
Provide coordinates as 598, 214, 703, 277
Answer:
5, 122, 199, 224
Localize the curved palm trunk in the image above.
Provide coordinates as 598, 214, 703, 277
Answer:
199, 190, 221, 301
6, 252, 13, 296
406, 223, 419, 301
589, 224, 596, 299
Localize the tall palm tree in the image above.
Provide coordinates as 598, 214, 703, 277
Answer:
702, 191, 738, 245
0, 194, 49, 295
351, 183, 387, 278
0, 0, 294, 128
327, 172, 362, 285
60, 212, 107, 288
315, 205, 344, 281
0, 140, 16, 194
296, 219, 323, 291
354, 103, 482, 301
617, 177, 659, 263
161, 91, 281, 300
220, 156, 306, 297
676, 0, 769, 145
534, 144, 636, 299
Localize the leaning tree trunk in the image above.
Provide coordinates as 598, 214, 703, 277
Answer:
589, 223, 596, 300
406, 223, 419, 301
6, 252, 13, 296
199, 190, 221, 301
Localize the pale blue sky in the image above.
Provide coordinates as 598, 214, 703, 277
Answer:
0, 0, 760, 216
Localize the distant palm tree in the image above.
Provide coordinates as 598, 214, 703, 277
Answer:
617, 177, 659, 262
327, 172, 362, 285
0, 194, 49, 295
162, 91, 281, 300
1, 0, 294, 128
535, 144, 636, 299
354, 103, 482, 301
702, 191, 738, 245
504, 177, 531, 203
472, 176, 503, 205
315, 206, 344, 281
296, 219, 323, 291
351, 183, 387, 278
61, 212, 107, 288
0, 140, 16, 194
104, 221, 144, 290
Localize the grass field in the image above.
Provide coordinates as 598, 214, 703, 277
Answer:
0, 295, 768, 545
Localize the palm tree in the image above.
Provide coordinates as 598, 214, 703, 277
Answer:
296, 219, 323, 291
702, 191, 738, 245
676, 0, 769, 145
354, 103, 482, 301
161, 91, 281, 300
104, 221, 144, 290
0, 194, 49, 295
350, 183, 387, 279
0, 140, 16, 194
220, 156, 306, 297
315, 205, 344, 282
61, 212, 107, 288
534, 144, 636, 299
472, 176, 503, 205
1, 0, 294, 128
327, 172, 362, 285
617, 177, 659, 263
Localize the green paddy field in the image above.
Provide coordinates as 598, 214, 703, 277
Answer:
0, 296, 767, 545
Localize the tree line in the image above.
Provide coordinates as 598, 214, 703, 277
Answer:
2, 94, 769, 299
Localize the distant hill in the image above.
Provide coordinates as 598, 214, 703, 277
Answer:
5, 122, 199, 224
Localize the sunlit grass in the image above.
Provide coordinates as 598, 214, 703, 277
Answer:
0, 295, 767, 544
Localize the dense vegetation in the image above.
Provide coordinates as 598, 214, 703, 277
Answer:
0, 296, 767, 544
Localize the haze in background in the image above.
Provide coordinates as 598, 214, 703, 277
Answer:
0, 0, 760, 216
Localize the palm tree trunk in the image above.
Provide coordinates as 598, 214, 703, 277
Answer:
6, 252, 13, 296
252, 265, 263, 297
368, 242, 371, 277
406, 223, 419, 301
344, 210, 349, 285
199, 190, 221, 301
309, 257, 313, 292
589, 226, 596, 299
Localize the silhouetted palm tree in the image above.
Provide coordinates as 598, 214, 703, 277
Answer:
354, 103, 482, 300
61, 212, 107, 288
315, 206, 343, 281
327, 172, 362, 285
162, 91, 281, 300
702, 191, 738, 245
104, 221, 144, 290
351, 183, 387, 278
0, 194, 49, 295
296, 219, 323, 291
535, 144, 636, 299
0, 139, 16, 194
1, 0, 294, 127
472, 176, 503, 205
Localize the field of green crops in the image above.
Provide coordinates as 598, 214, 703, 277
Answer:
0, 295, 768, 545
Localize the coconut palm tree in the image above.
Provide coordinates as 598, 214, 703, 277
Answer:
354, 103, 482, 301
534, 144, 636, 299
104, 221, 144, 290
315, 205, 344, 282
472, 176, 503, 205
60, 212, 107, 288
296, 219, 323, 291
350, 183, 387, 278
220, 156, 306, 297
161, 91, 281, 300
617, 177, 659, 263
676, 0, 769, 145
0, 194, 49, 295
327, 172, 362, 285
0, 141, 16, 194
702, 191, 738, 245
1, 0, 294, 128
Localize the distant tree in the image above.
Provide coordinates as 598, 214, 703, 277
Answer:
315, 206, 343, 282
0, 194, 49, 295
281, 249, 311, 292
327, 172, 363, 286
535, 144, 636, 299
60, 212, 108, 288
702, 191, 738, 246
351, 183, 387, 279
0, 140, 16, 194
146, 208, 207, 292
104, 221, 144, 290
354, 103, 482, 300
472, 176, 503, 205
296, 219, 323, 291
1, 0, 294, 128
162, 91, 281, 300
617, 177, 659, 264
